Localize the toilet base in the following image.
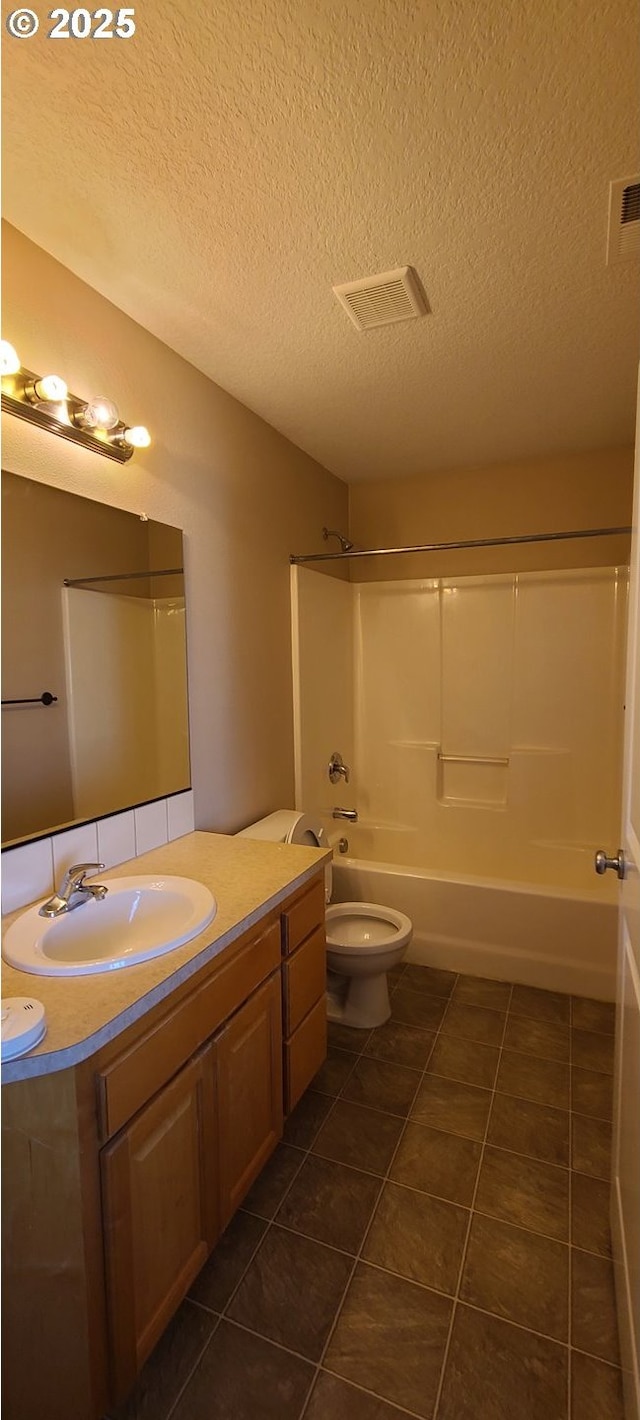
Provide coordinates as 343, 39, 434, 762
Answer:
326, 969, 391, 1029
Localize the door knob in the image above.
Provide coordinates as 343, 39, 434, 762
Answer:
594, 849, 625, 880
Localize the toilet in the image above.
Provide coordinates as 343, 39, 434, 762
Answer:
237, 810, 412, 1028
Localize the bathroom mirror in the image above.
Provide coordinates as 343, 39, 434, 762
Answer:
1, 470, 190, 845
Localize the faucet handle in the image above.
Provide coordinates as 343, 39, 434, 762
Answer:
328, 751, 350, 785
63, 861, 105, 890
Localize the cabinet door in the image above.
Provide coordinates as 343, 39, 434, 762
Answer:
101, 1043, 217, 1402
217, 973, 283, 1227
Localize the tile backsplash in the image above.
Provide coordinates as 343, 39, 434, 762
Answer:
1, 791, 195, 916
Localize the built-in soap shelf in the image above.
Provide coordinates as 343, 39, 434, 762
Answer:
437, 755, 509, 809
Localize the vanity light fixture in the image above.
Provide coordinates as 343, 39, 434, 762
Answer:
25, 373, 69, 404
0, 349, 151, 463
0, 340, 21, 376
74, 395, 120, 431
122, 425, 151, 448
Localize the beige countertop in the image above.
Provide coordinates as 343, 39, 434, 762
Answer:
1, 831, 330, 1084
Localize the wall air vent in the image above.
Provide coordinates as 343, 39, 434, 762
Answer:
607, 176, 640, 265
332, 266, 428, 330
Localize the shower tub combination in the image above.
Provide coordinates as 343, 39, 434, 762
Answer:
291, 556, 628, 1004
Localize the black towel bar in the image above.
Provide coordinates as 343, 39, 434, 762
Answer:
1, 692, 58, 707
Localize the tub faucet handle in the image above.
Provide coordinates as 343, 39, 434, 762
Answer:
329, 751, 350, 785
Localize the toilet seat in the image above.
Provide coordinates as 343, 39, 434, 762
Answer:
325, 902, 412, 955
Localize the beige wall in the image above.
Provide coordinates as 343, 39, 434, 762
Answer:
349, 449, 634, 581
2, 223, 348, 833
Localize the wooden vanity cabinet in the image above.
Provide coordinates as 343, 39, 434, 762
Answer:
2, 868, 326, 1420
102, 971, 283, 1401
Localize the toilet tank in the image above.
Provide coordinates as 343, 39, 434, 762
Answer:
237, 810, 332, 900
236, 809, 325, 847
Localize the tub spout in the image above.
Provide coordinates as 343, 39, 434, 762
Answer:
332, 807, 358, 822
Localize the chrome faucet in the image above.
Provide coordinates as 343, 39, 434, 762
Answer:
39, 862, 108, 919
328, 752, 350, 785
332, 807, 358, 822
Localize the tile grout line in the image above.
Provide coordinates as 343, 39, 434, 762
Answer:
187, 1261, 620, 1373
295, 967, 460, 1420
201, 995, 413, 1418
188, 1281, 621, 1375
166, 976, 614, 1420
168, 1086, 355, 1420
306, 980, 608, 1417
272, 1109, 610, 1252
163, 1311, 224, 1420
221, 1314, 426, 1420
233, 1005, 610, 1408
311, 1088, 610, 1174
308, 972, 513, 1414
163, 1165, 298, 1420
432, 982, 514, 1420
238, 1199, 613, 1276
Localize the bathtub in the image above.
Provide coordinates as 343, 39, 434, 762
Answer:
331, 849, 618, 1001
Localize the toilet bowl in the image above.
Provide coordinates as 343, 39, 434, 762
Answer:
325, 901, 412, 1028
237, 810, 413, 1030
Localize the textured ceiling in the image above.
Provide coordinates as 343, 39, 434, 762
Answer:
3, 0, 640, 482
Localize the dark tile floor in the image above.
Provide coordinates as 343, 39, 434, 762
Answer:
113, 964, 624, 1420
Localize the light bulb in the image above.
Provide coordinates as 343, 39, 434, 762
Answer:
34, 374, 68, 402
0, 340, 20, 376
78, 396, 120, 431
123, 425, 151, 448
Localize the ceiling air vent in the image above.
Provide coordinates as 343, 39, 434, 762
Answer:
607, 176, 640, 265
332, 266, 427, 330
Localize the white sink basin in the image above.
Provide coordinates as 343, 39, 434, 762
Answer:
2, 876, 217, 977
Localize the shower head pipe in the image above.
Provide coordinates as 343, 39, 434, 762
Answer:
322, 526, 354, 553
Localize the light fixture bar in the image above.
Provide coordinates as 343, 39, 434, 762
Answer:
1, 365, 143, 463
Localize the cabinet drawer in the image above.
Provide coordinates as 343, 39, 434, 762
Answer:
284, 995, 327, 1114
281, 876, 325, 955
97, 919, 281, 1140
284, 926, 326, 1036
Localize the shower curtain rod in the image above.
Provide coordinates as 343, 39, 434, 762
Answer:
290, 526, 632, 564
63, 567, 183, 587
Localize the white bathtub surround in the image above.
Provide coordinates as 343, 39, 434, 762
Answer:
352, 568, 627, 886
291, 564, 626, 1001
332, 858, 618, 1001
292, 564, 627, 892
291, 565, 355, 826
1, 790, 195, 915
